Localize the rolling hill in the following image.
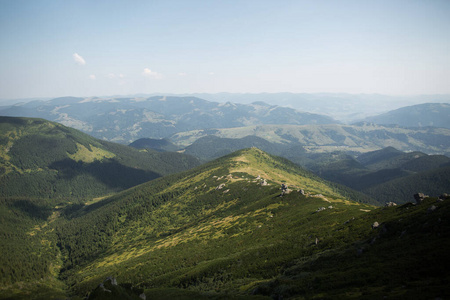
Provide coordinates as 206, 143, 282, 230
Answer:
0, 116, 200, 200
363, 103, 450, 129
129, 138, 180, 152
169, 123, 450, 155
2, 148, 449, 299
310, 147, 450, 204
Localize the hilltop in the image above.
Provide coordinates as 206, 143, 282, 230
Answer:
0, 116, 200, 200
3, 148, 449, 299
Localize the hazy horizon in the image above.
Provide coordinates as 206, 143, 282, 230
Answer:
1, 0, 449, 99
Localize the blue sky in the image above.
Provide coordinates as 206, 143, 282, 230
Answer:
1, 0, 449, 99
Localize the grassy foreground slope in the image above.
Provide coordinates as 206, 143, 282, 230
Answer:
0, 116, 199, 200
2, 148, 449, 299
49, 148, 448, 299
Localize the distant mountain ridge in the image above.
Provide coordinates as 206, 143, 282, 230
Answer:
0, 96, 337, 143
4, 93, 450, 122
362, 103, 450, 129
169, 123, 450, 155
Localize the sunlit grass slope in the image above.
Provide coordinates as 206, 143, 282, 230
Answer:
2, 147, 449, 299
55, 148, 379, 297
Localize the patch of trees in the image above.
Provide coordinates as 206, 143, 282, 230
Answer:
0, 198, 58, 286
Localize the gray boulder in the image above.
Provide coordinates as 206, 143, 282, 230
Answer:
414, 193, 428, 204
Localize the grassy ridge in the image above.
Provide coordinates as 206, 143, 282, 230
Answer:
53, 149, 377, 296
2, 148, 449, 299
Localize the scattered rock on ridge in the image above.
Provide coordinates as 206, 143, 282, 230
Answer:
216, 183, 226, 190
414, 193, 428, 204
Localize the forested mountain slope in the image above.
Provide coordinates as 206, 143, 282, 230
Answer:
312, 147, 450, 204
2, 148, 448, 299
0, 117, 199, 200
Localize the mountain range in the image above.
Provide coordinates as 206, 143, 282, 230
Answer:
154, 93, 450, 122
1, 96, 449, 148
1, 140, 449, 299
169, 123, 450, 155
0, 96, 336, 144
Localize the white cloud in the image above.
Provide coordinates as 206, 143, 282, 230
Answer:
119, 73, 124, 78
178, 72, 187, 76
73, 53, 86, 65
209, 72, 215, 76
89, 74, 96, 80
107, 73, 116, 79
142, 68, 163, 79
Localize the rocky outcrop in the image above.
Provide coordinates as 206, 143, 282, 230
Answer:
414, 193, 428, 204
438, 193, 449, 201
427, 205, 437, 213
216, 183, 226, 190
87, 277, 145, 300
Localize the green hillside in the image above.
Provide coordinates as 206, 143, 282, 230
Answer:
311, 147, 450, 204
129, 138, 180, 152
363, 165, 450, 204
0, 117, 200, 201
356, 147, 427, 171
2, 148, 449, 299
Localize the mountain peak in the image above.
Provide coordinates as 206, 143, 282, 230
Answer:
213, 148, 366, 202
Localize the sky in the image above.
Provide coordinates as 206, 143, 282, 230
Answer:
1, 0, 449, 99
